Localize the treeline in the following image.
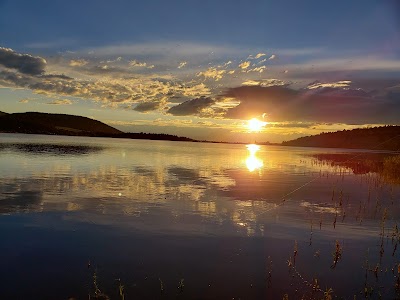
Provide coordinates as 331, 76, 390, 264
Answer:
114, 132, 195, 142
282, 126, 400, 151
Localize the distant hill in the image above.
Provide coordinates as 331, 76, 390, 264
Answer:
0, 111, 196, 142
281, 126, 400, 151
0, 112, 122, 136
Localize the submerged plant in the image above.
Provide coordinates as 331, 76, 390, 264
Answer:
331, 240, 342, 269
116, 279, 125, 300
177, 278, 185, 293
293, 240, 298, 265
90, 270, 110, 300
267, 256, 273, 288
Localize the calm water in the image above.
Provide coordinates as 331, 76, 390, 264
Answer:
0, 133, 399, 299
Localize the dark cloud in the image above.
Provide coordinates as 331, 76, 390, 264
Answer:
221, 85, 400, 124
0, 47, 46, 75
222, 85, 298, 120
134, 101, 162, 112
168, 97, 215, 116
40, 74, 73, 80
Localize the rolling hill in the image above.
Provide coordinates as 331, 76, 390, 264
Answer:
0, 111, 196, 142
0, 112, 122, 136
281, 126, 400, 151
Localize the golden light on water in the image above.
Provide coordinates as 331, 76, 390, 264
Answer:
247, 118, 267, 132
246, 144, 260, 156
246, 144, 263, 172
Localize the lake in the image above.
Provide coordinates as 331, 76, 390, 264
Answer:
0, 133, 399, 299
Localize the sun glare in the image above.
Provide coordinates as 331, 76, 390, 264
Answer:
247, 118, 267, 132
246, 144, 263, 172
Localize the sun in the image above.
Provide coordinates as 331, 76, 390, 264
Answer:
247, 118, 267, 132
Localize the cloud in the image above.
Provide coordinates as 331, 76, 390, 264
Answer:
241, 80, 261, 86
168, 97, 215, 116
101, 57, 123, 64
134, 101, 164, 112
255, 53, 266, 59
242, 79, 289, 87
2, 46, 400, 126
220, 85, 400, 124
248, 66, 266, 73
177, 61, 187, 69
238, 61, 251, 70
0, 61, 211, 113
80, 42, 247, 59
69, 59, 88, 67
40, 74, 73, 80
25, 39, 77, 49
268, 54, 276, 60
129, 60, 154, 68
0, 47, 46, 75
197, 67, 226, 81
307, 80, 351, 89
46, 99, 73, 105
222, 61, 232, 67
19, 98, 30, 103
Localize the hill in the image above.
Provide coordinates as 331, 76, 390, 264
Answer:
0, 112, 122, 136
281, 126, 400, 151
0, 111, 196, 142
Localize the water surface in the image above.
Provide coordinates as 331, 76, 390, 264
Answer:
0, 133, 399, 299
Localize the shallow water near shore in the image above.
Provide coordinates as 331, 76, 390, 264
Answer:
1, 133, 400, 299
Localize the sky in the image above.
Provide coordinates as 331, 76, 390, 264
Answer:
0, 0, 399, 142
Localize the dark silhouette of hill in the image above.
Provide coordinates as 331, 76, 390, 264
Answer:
282, 126, 400, 151
0, 112, 122, 136
0, 111, 196, 142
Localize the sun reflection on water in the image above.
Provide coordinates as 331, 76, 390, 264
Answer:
245, 144, 263, 172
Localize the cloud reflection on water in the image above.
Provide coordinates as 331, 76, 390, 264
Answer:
0, 137, 399, 239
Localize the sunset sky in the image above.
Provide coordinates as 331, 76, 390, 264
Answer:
0, 0, 399, 142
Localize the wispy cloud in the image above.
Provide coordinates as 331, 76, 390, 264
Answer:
197, 67, 226, 81
248, 66, 266, 73
69, 59, 88, 67
307, 80, 351, 89
255, 53, 266, 59
238, 61, 251, 70
46, 99, 73, 105
128, 59, 154, 68
177, 61, 187, 69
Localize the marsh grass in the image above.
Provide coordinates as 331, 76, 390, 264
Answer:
313, 153, 400, 185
